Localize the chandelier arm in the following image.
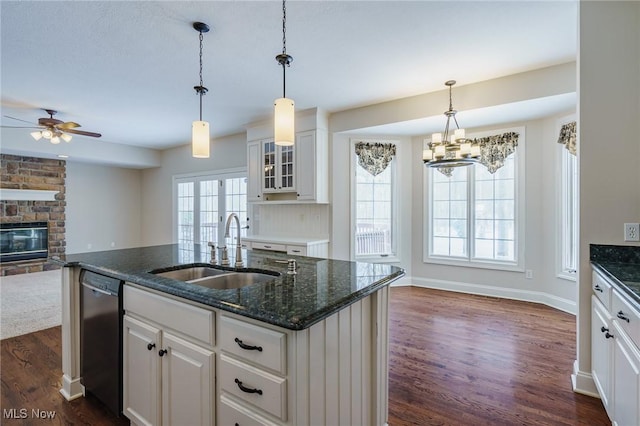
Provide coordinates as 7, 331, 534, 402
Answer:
453, 115, 461, 131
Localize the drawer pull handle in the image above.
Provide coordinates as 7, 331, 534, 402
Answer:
594, 284, 603, 293
158, 349, 168, 357
264, 245, 272, 248
601, 326, 609, 333
605, 332, 614, 339
147, 343, 156, 351
617, 311, 631, 323
234, 337, 263, 352
291, 250, 301, 253
235, 378, 262, 395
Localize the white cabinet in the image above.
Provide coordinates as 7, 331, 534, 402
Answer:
123, 286, 215, 426
262, 140, 295, 193
591, 267, 640, 425
591, 296, 613, 415
295, 130, 328, 203
242, 236, 329, 259
247, 140, 262, 202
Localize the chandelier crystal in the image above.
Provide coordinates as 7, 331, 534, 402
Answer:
422, 80, 480, 168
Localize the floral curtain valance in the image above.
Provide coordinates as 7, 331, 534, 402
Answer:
476, 131, 519, 174
355, 142, 397, 176
557, 121, 577, 156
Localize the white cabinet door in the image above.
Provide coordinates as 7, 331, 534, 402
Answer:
123, 315, 161, 426
612, 322, 640, 426
296, 130, 316, 201
161, 332, 215, 426
247, 140, 262, 202
592, 297, 613, 414
262, 139, 295, 193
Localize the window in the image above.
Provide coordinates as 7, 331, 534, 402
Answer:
174, 171, 248, 263
559, 146, 578, 277
352, 140, 397, 260
426, 129, 523, 269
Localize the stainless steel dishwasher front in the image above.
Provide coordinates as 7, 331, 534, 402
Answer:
80, 269, 123, 416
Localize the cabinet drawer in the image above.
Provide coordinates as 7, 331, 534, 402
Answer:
286, 245, 306, 256
252, 242, 286, 252
612, 289, 640, 348
220, 315, 286, 374
593, 272, 612, 309
219, 394, 279, 426
124, 285, 215, 347
219, 354, 287, 421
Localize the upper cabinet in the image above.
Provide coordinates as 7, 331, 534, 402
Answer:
246, 108, 328, 204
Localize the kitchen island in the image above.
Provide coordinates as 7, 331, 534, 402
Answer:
55, 244, 404, 426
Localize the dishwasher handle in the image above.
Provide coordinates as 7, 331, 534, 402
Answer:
82, 282, 117, 297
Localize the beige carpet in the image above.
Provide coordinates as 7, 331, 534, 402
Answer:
0, 269, 62, 339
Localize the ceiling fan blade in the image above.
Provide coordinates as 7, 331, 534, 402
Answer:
0, 125, 40, 129
3, 115, 36, 125
58, 121, 81, 129
63, 128, 101, 138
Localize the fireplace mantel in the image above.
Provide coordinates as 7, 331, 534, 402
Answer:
0, 188, 59, 201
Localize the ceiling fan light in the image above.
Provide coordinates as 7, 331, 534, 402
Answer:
31, 131, 43, 141
61, 133, 72, 143
41, 129, 53, 139
274, 97, 295, 146
192, 120, 210, 158
50, 136, 61, 144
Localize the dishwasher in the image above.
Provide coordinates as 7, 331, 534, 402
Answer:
80, 269, 124, 416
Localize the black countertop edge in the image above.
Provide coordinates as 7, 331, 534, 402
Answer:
591, 262, 640, 307
55, 258, 405, 331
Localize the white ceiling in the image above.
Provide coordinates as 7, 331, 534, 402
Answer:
1, 1, 577, 151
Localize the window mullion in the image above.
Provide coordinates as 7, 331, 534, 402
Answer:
193, 178, 201, 243
218, 179, 226, 248
468, 167, 475, 261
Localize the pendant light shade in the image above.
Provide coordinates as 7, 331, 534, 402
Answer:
274, 0, 295, 146
274, 97, 295, 146
191, 21, 210, 158
192, 120, 210, 158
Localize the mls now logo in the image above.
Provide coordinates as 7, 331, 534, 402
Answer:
3, 408, 56, 419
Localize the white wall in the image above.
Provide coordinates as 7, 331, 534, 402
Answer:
140, 132, 247, 246
574, 1, 640, 395
66, 161, 142, 253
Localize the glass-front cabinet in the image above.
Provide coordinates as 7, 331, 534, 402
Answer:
262, 139, 295, 193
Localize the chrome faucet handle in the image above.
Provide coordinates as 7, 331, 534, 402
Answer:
207, 242, 217, 264
274, 259, 297, 275
220, 246, 230, 266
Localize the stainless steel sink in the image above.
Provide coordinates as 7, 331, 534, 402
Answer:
153, 266, 229, 281
151, 265, 278, 289
188, 272, 276, 289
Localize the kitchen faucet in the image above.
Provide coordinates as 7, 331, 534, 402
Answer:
224, 213, 244, 268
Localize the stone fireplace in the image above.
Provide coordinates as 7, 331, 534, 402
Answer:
0, 154, 66, 276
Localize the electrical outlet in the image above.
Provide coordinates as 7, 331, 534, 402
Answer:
624, 223, 640, 242
525, 270, 533, 279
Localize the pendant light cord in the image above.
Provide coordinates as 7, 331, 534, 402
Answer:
281, 0, 288, 98
198, 31, 204, 121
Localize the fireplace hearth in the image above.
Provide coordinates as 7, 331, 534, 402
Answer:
0, 222, 49, 263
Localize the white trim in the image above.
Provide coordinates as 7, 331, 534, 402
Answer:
571, 359, 600, 397
408, 276, 576, 315
0, 188, 59, 201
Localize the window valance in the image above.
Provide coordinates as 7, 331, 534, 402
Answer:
355, 142, 397, 176
557, 121, 577, 156
476, 131, 520, 174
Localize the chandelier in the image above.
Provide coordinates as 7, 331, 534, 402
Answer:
273, 0, 295, 146
191, 21, 210, 158
422, 80, 480, 168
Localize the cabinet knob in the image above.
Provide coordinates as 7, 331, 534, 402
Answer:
617, 311, 631, 323
600, 326, 609, 333
594, 284, 603, 293
158, 349, 168, 357
147, 343, 156, 351
235, 378, 262, 395
605, 332, 614, 339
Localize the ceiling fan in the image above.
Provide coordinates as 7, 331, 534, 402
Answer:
2, 109, 101, 144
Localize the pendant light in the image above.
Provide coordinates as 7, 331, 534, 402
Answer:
274, 0, 295, 146
192, 22, 210, 158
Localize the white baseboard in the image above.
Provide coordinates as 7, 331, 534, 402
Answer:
393, 276, 576, 315
571, 359, 599, 397
60, 374, 84, 401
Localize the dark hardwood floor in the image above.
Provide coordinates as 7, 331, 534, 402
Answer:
1, 287, 609, 425
388, 287, 610, 426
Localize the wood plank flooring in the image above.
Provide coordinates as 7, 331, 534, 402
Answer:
388, 287, 609, 426
0, 287, 609, 425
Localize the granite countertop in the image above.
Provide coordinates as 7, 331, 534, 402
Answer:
53, 244, 404, 330
591, 244, 640, 306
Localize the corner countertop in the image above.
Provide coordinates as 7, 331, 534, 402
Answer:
52, 244, 404, 330
591, 244, 640, 306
